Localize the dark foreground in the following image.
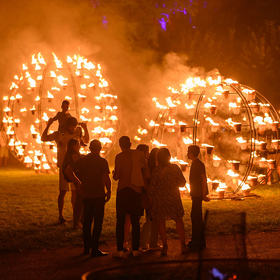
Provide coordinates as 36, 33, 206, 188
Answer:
0, 231, 280, 280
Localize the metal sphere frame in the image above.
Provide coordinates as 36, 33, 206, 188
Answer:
152, 81, 280, 194
4, 54, 121, 172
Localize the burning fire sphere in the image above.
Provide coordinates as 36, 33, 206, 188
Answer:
2, 53, 120, 173
139, 75, 280, 198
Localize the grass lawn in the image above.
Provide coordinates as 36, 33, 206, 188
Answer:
1, 168, 280, 251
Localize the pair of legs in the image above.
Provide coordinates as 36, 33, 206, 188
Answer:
0, 156, 8, 167
58, 168, 76, 219
83, 197, 105, 253
116, 187, 141, 251
140, 210, 159, 248
0, 147, 9, 167
58, 190, 76, 218
191, 196, 206, 246
158, 217, 186, 247
73, 192, 84, 228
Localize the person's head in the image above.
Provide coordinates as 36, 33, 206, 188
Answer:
89, 139, 102, 153
187, 145, 200, 161
148, 147, 159, 172
61, 100, 70, 112
66, 117, 78, 134
119, 136, 131, 151
156, 147, 171, 167
66, 138, 80, 155
136, 144, 149, 159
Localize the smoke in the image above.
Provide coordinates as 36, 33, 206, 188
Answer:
0, 0, 219, 148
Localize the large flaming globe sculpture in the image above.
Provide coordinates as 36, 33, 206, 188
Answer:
2, 53, 120, 172
136, 75, 280, 198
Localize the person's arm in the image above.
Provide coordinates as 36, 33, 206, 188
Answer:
72, 153, 80, 163
52, 113, 59, 122
103, 173, 111, 202
80, 122, 89, 144
41, 118, 55, 142
65, 166, 82, 194
201, 174, 210, 202
113, 156, 120, 181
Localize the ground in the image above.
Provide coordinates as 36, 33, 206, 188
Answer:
1, 231, 280, 280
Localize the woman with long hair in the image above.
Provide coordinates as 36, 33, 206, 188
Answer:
63, 138, 83, 228
148, 147, 188, 255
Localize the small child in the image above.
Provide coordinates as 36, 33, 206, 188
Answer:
52, 100, 71, 133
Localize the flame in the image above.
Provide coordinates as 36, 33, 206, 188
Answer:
166, 97, 177, 108
52, 53, 63, 68
10, 82, 19, 90
207, 76, 221, 86
47, 91, 54, 98
227, 170, 239, 177
50, 71, 56, 78
57, 75, 68, 86
109, 115, 118, 121
183, 137, 193, 144
236, 137, 246, 144
149, 120, 159, 127
67, 56, 73, 63
99, 137, 112, 145
43, 163, 50, 170
205, 117, 219, 126
138, 127, 148, 135
28, 77, 36, 88
42, 113, 49, 121
152, 140, 167, 147
16, 93, 22, 99
38, 53, 46, 64
31, 54, 37, 64
81, 107, 89, 114
24, 156, 32, 163
213, 154, 221, 160
30, 125, 37, 134
35, 63, 41, 71
224, 78, 238, 84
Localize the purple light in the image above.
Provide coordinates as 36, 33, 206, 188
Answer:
102, 15, 108, 28
158, 13, 169, 31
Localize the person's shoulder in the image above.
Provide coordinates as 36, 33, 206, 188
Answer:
115, 152, 123, 159
51, 130, 59, 139
133, 149, 144, 158
197, 158, 205, 166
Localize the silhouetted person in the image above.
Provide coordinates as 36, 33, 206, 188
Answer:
52, 100, 72, 133
113, 136, 145, 258
148, 148, 188, 255
187, 145, 210, 250
65, 140, 111, 257
0, 126, 9, 167
41, 117, 89, 224
62, 138, 83, 229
